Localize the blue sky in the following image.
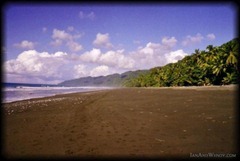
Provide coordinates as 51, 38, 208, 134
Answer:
3, 2, 237, 84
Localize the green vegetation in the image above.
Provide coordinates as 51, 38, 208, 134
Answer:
59, 38, 238, 87
125, 38, 239, 87
58, 70, 148, 87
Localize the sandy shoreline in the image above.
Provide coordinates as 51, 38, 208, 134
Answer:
2, 86, 238, 159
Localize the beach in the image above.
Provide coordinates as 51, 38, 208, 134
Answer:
2, 86, 238, 159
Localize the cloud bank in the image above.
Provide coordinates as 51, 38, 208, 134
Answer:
5, 31, 216, 84
5, 36, 189, 84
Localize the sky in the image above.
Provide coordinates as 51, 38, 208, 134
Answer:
3, 2, 237, 84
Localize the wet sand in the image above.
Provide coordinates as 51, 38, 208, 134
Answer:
2, 86, 238, 159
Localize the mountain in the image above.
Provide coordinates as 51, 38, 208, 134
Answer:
58, 70, 149, 87
125, 38, 239, 87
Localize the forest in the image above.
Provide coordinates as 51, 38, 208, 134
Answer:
124, 38, 239, 87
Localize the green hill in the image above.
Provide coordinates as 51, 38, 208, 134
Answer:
125, 38, 239, 87
58, 70, 149, 87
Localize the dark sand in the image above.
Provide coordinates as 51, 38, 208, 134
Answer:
2, 86, 238, 159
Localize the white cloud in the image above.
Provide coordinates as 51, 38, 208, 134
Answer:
206, 33, 216, 40
80, 48, 101, 63
73, 64, 88, 78
131, 40, 189, 69
162, 36, 177, 47
14, 40, 36, 49
50, 39, 63, 47
80, 48, 134, 69
52, 29, 72, 40
165, 49, 188, 64
130, 42, 167, 69
90, 65, 110, 77
4, 50, 69, 81
99, 50, 135, 69
182, 33, 204, 46
93, 33, 113, 48
67, 41, 83, 52
51, 28, 83, 52
5, 33, 192, 84
79, 11, 96, 20
139, 42, 155, 55
99, 51, 118, 66
52, 51, 68, 57
182, 33, 216, 46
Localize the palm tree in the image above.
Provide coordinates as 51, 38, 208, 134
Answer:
220, 40, 238, 66
206, 45, 214, 52
195, 49, 200, 55
226, 43, 238, 66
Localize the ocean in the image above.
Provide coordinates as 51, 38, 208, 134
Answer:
2, 82, 111, 103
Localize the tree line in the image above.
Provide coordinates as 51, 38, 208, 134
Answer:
124, 38, 239, 87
